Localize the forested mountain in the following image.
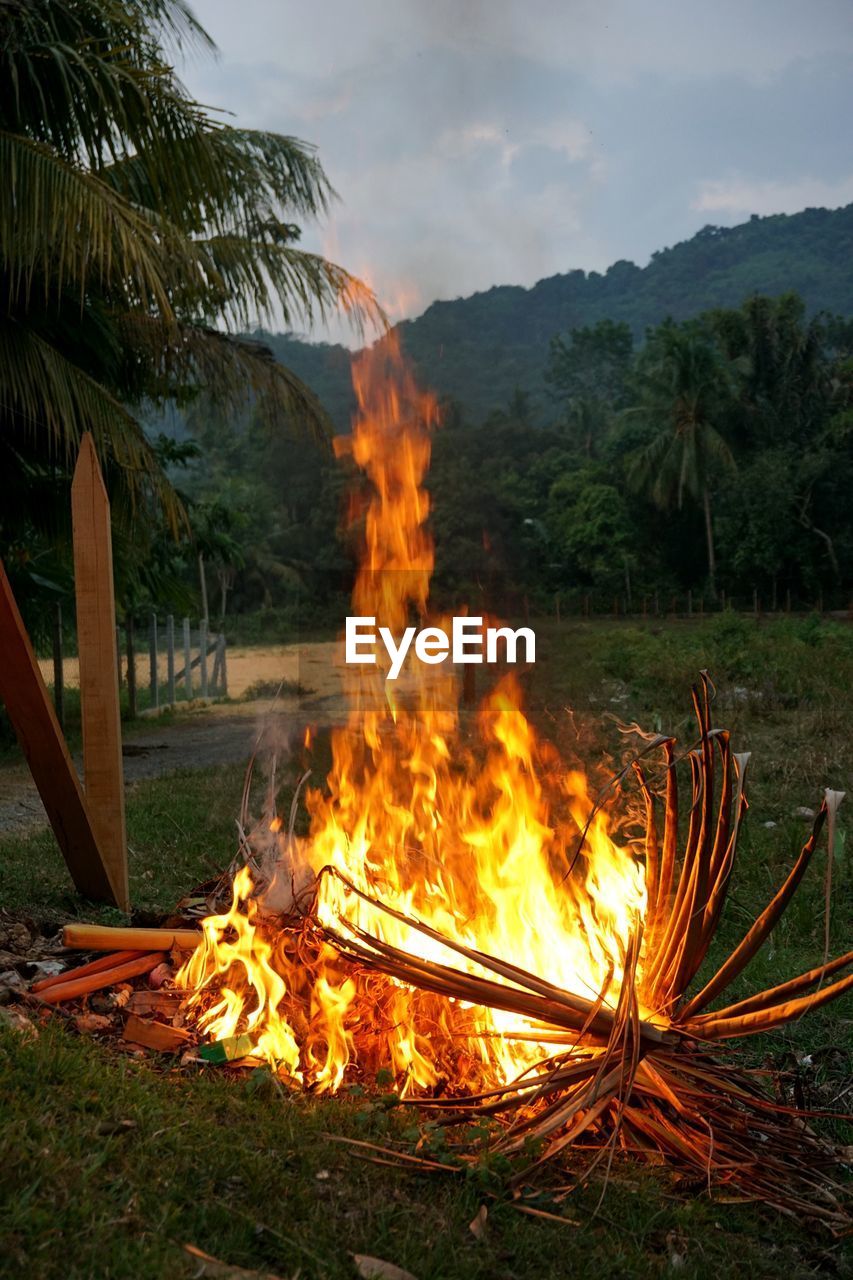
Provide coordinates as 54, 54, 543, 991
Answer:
257, 203, 853, 428
141, 203, 853, 628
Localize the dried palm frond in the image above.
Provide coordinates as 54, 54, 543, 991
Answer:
306, 675, 851, 1228
181, 675, 850, 1229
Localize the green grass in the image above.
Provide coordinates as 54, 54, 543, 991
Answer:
0, 617, 850, 1277
0, 764, 245, 926
0, 1020, 845, 1280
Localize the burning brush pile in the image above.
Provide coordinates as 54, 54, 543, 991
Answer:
35, 336, 853, 1228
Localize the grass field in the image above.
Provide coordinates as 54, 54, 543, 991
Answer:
0, 615, 851, 1278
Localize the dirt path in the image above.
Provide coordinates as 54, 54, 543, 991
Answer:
38, 639, 346, 702
2, 640, 352, 837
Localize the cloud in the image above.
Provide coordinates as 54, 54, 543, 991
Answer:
182, 2, 853, 342
692, 174, 853, 218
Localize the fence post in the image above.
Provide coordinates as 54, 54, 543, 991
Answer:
687, 589, 692, 618
149, 613, 159, 711
166, 614, 176, 706
52, 602, 64, 731
654, 592, 659, 617
753, 588, 759, 618
211, 632, 221, 692
183, 617, 192, 700
786, 588, 792, 615
555, 593, 561, 625
125, 615, 137, 719
199, 619, 209, 698
218, 633, 228, 697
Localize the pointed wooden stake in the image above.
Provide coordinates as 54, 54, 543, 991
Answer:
71, 433, 129, 910
0, 560, 116, 902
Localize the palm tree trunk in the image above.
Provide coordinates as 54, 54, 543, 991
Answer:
703, 487, 717, 599
198, 551, 209, 625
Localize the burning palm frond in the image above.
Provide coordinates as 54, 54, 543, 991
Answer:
294, 674, 850, 1226
175, 676, 851, 1229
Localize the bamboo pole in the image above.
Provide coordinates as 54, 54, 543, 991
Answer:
183, 617, 192, 699
31, 950, 139, 993
125, 615, 137, 719
149, 613, 159, 710
199, 619, 209, 698
63, 923, 201, 951
37, 952, 167, 1004
166, 614, 176, 705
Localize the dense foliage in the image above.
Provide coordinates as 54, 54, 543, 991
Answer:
180, 291, 853, 625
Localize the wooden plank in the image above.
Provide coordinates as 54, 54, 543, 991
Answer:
126, 989, 184, 1015
122, 1013, 193, 1052
0, 560, 116, 902
71, 433, 129, 909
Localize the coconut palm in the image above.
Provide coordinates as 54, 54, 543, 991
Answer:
0, 0, 382, 552
628, 326, 738, 597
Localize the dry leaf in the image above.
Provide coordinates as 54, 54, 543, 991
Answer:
0, 1006, 37, 1038
74, 1012, 113, 1034
96, 1118, 137, 1137
468, 1205, 488, 1240
148, 962, 173, 989
183, 1243, 286, 1279
353, 1255, 419, 1280
666, 1230, 688, 1270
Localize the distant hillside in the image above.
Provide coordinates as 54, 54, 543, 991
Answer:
253, 203, 853, 429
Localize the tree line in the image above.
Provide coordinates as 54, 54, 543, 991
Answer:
161, 291, 853, 632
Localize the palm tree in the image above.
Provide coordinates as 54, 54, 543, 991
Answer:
627, 327, 737, 598
0, 0, 382, 563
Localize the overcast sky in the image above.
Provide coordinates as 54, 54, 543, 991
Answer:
182, 0, 853, 342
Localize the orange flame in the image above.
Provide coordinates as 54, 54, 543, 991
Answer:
178, 332, 647, 1093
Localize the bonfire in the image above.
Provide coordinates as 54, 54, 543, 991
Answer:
47, 335, 852, 1229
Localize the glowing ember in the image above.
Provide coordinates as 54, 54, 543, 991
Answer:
177, 333, 647, 1092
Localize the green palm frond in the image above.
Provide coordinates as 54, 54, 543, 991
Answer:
0, 130, 178, 313
0, 0, 212, 165
628, 430, 679, 509
117, 315, 334, 441
196, 236, 385, 333
0, 320, 184, 528
102, 128, 336, 236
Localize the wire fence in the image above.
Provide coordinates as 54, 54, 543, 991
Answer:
505, 587, 853, 624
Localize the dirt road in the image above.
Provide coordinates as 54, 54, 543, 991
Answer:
2, 641, 352, 836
